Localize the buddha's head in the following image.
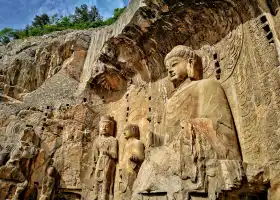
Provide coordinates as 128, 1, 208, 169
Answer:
47, 166, 56, 177
123, 124, 140, 140
99, 116, 115, 137
164, 45, 203, 87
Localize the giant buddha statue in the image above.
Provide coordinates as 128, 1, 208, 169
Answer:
162, 45, 241, 159
132, 45, 242, 200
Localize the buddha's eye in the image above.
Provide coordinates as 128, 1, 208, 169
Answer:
172, 63, 178, 68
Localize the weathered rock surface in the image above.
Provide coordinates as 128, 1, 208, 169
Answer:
1, 0, 280, 199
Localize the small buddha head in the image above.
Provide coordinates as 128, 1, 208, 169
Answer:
47, 166, 56, 177
123, 124, 140, 140
99, 116, 115, 137
164, 45, 202, 86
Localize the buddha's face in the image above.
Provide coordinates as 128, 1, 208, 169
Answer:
124, 128, 133, 139
99, 121, 113, 136
47, 167, 55, 177
166, 57, 194, 83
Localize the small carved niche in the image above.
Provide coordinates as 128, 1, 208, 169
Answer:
213, 53, 221, 80
239, 191, 268, 200
140, 192, 168, 200
259, 14, 274, 44
126, 93, 130, 122
213, 53, 218, 60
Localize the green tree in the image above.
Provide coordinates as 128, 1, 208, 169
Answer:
112, 7, 125, 20
88, 6, 102, 21
0, 28, 14, 44
50, 14, 60, 25
0, 4, 126, 42
57, 16, 73, 27
32, 13, 50, 28
73, 4, 89, 23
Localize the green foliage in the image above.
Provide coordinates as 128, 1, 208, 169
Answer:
57, 16, 73, 27
0, 4, 126, 44
88, 6, 102, 22
32, 13, 51, 28
0, 28, 14, 44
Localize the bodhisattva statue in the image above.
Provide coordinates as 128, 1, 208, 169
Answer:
39, 166, 56, 200
92, 116, 118, 200
119, 124, 145, 199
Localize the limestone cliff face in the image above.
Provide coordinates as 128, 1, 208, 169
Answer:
1, 0, 280, 200
0, 30, 91, 103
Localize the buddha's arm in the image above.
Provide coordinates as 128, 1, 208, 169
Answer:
197, 79, 241, 159
108, 139, 118, 160
198, 80, 232, 125
130, 141, 145, 163
92, 141, 99, 167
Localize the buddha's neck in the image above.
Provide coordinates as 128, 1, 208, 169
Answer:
174, 78, 192, 90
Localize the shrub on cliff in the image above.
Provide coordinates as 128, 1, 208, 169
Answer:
0, 4, 125, 45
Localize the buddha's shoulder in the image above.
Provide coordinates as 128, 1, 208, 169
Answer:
179, 79, 222, 91
195, 79, 223, 91
170, 79, 223, 100
126, 138, 143, 146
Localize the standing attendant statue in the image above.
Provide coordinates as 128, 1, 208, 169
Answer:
92, 116, 118, 200
119, 124, 145, 200
39, 166, 56, 200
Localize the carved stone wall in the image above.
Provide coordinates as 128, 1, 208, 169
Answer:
0, 0, 280, 199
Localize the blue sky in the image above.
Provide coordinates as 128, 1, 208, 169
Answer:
0, 0, 128, 30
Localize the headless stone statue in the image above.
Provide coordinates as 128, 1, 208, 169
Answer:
119, 124, 145, 200
0, 145, 12, 166
12, 180, 28, 200
92, 116, 118, 200
7, 128, 39, 167
39, 166, 56, 200
0, 128, 39, 182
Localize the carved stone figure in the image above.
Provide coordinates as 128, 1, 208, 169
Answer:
163, 45, 241, 159
119, 124, 145, 199
6, 128, 39, 167
12, 180, 28, 200
165, 45, 241, 196
92, 116, 118, 200
26, 182, 39, 200
0, 128, 40, 182
0, 145, 12, 166
39, 166, 56, 200
132, 46, 242, 199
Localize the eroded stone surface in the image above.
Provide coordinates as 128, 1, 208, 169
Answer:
0, 0, 280, 199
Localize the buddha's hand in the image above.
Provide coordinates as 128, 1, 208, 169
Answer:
102, 151, 110, 156
129, 154, 139, 162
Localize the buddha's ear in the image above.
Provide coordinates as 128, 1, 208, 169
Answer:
192, 56, 203, 81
